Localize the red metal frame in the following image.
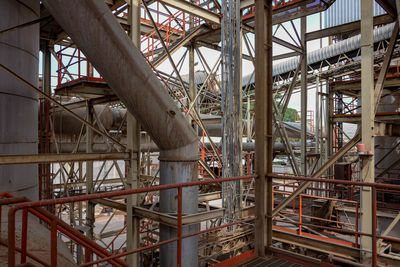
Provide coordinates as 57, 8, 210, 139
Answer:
269, 173, 400, 267
4, 175, 254, 267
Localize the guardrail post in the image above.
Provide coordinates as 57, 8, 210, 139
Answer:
85, 247, 92, 263
8, 208, 16, 267
51, 220, 58, 267
21, 209, 28, 264
356, 203, 359, 247
299, 195, 302, 234
177, 186, 183, 267
372, 187, 377, 267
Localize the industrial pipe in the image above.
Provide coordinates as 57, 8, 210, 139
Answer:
42, 1, 199, 266
0, 0, 39, 200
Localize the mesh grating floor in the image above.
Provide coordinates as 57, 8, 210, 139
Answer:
239, 256, 304, 267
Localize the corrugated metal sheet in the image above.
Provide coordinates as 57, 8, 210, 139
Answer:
241, 22, 395, 82
324, 0, 386, 28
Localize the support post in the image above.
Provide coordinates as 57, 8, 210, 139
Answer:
300, 16, 307, 175
315, 76, 320, 156
126, 0, 141, 266
221, 0, 243, 223
254, 0, 273, 256
40, 40, 51, 202
86, 101, 94, 240
360, 0, 375, 263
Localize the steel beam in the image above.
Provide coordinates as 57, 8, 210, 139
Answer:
254, 0, 273, 256
305, 14, 394, 41
272, 36, 303, 54
0, 152, 129, 165
300, 16, 307, 175
86, 103, 95, 241
374, 21, 399, 113
126, 1, 141, 265
272, 132, 361, 217
158, 0, 220, 24
360, 1, 375, 263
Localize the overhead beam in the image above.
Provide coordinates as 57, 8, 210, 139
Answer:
374, 21, 399, 113
376, 0, 397, 18
306, 14, 394, 41
0, 153, 129, 165
273, 36, 303, 54
158, 0, 221, 24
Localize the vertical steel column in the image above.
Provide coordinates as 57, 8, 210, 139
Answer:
314, 76, 320, 194
86, 101, 94, 240
126, 1, 141, 266
315, 76, 320, 156
255, 0, 273, 256
221, 0, 242, 223
300, 16, 308, 175
189, 43, 196, 125
360, 0, 375, 262
40, 40, 51, 202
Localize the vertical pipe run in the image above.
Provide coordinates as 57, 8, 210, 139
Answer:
159, 143, 198, 267
0, 0, 39, 200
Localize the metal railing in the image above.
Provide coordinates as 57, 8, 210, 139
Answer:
4, 175, 255, 267
268, 173, 400, 267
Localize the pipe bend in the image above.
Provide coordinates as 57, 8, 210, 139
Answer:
159, 141, 199, 162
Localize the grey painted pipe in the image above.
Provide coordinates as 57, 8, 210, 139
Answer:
42, 0, 197, 151
0, 0, 39, 200
42, 1, 198, 266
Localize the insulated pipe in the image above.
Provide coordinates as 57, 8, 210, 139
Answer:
0, 0, 39, 200
42, 1, 199, 266
53, 105, 126, 136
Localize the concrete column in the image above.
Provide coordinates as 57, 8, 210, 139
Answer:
126, 0, 141, 265
300, 16, 308, 175
360, 0, 375, 262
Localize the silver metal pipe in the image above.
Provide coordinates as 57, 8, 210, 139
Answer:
0, 0, 39, 200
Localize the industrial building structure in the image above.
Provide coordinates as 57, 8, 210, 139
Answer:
1, 0, 400, 266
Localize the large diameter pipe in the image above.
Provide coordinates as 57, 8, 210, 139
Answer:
159, 144, 198, 267
43, 0, 197, 151
53, 105, 126, 136
0, 0, 39, 200
42, 1, 198, 266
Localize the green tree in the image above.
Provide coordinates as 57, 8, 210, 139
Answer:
274, 93, 297, 122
